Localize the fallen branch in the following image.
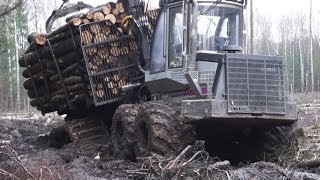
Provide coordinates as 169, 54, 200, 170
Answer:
165, 145, 191, 170
124, 169, 148, 175
0, 169, 21, 180
179, 151, 204, 167
39, 166, 54, 180
210, 167, 231, 180
297, 158, 320, 168
0, 147, 36, 180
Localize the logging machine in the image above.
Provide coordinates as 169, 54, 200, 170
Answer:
20, 0, 298, 161
80, 0, 297, 124
81, 0, 298, 160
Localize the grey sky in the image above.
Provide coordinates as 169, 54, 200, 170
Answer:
70, 0, 319, 15
67, 0, 320, 37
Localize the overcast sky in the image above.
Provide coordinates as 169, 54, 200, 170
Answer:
255, 0, 320, 19
66, 0, 319, 37
69, 0, 319, 16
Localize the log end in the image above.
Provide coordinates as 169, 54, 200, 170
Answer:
72, 18, 82, 26
35, 34, 47, 45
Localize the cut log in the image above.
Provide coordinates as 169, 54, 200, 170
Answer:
22, 62, 47, 78
27, 86, 50, 98
97, 47, 109, 58
96, 90, 105, 98
62, 76, 83, 85
116, 3, 125, 13
81, 31, 93, 45
102, 4, 111, 15
105, 14, 116, 24
28, 32, 47, 45
110, 46, 121, 56
85, 46, 97, 56
89, 62, 98, 71
93, 12, 105, 22
129, 41, 138, 50
112, 8, 120, 16
111, 88, 118, 95
111, 38, 120, 47
20, 43, 82, 68
101, 25, 111, 34
19, 35, 81, 67
23, 70, 54, 80
86, 11, 94, 20
35, 34, 47, 45
105, 56, 117, 64
120, 46, 129, 55
90, 24, 101, 34
50, 62, 80, 81
51, 92, 85, 103
96, 83, 104, 90
116, 15, 122, 24
82, 18, 91, 24
51, 95, 67, 103
25, 28, 80, 54
109, 34, 117, 40
46, 18, 82, 38
92, 55, 103, 66
28, 32, 40, 43
23, 78, 44, 90
28, 82, 85, 99
93, 33, 108, 43
66, 13, 85, 23
52, 89, 83, 97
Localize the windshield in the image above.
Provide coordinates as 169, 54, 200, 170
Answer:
168, 3, 242, 68
197, 4, 242, 51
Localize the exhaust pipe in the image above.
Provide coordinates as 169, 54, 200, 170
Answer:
188, 0, 198, 70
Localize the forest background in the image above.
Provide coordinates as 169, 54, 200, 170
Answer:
0, 0, 319, 112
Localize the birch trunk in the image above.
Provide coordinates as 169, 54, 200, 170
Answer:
6, 17, 14, 110
292, 41, 295, 93
14, 16, 21, 111
284, 40, 290, 93
310, 0, 314, 92
299, 39, 305, 93
249, 0, 254, 54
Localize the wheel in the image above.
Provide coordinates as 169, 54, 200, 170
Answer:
253, 125, 297, 161
202, 124, 297, 163
133, 101, 196, 157
48, 126, 72, 148
110, 101, 196, 160
110, 104, 141, 161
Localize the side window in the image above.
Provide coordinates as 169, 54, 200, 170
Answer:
168, 6, 183, 69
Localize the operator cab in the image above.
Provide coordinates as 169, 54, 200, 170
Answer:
147, 0, 244, 93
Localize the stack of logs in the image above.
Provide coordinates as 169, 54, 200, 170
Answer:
19, 1, 138, 115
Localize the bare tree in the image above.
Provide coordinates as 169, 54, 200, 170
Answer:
249, 0, 254, 54
309, 0, 314, 92
0, 0, 25, 18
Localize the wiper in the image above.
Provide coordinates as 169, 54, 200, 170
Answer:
201, 0, 222, 15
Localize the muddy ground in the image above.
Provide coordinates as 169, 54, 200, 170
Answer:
1, 93, 320, 179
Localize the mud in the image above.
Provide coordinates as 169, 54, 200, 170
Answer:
0, 93, 320, 179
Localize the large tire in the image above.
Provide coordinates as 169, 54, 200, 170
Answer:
133, 101, 196, 157
253, 125, 297, 161
49, 126, 72, 148
111, 104, 141, 161
202, 124, 297, 163
110, 102, 196, 160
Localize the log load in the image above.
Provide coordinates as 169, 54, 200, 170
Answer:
19, 0, 141, 115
